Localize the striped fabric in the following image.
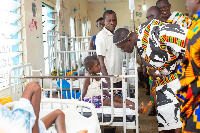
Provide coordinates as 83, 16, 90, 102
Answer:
155, 73, 178, 87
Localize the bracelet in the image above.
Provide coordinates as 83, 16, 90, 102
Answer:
147, 66, 155, 75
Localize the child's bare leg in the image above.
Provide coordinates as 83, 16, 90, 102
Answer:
113, 95, 152, 113
103, 98, 131, 108
41, 109, 66, 133
113, 95, 136, 109
21, 82, 41, 133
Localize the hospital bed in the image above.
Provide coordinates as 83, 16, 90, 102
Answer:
0, 30, 139, 133
1, 64, 137, 133
4, 98, 101, 133
1, 64, 100, 133
25, 74, 138, 132
1, 60, 139, 133
45, 31, 139, 133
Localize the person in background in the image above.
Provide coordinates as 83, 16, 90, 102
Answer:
156, 0, 191, 29
89, 17, 105, 50
143, 6, 162, 116
113, 19, 188, 132
95, 10, 122, 89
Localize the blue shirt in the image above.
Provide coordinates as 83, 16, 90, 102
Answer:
92, 34, 97, 50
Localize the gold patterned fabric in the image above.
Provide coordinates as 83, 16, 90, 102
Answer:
176, 11, 200, 132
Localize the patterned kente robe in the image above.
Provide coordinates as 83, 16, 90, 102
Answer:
176, 11, 200, 133
150, 11, 192, 106
167, 11, 191, 29
136, 19, 188, 131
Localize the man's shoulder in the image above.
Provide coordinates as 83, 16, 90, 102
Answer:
167, 11, 191, 28
172, 11, 183, 15
137, 19, 164, 35
96, 29, 107, 41
170, 11, 191, 20
96, 29, 106, 36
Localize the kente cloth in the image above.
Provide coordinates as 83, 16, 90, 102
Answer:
136, 19, 188, 75
156, 78, 183, 131
147, 13, 192, 118
176, 10, 200, 133
136, 19, 189, 131
167, 11, 192, 29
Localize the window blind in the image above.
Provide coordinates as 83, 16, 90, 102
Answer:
0, 0, 23, 89
42, 2, 57, 75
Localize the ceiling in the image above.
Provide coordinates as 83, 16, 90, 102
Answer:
88, 0, 128, 3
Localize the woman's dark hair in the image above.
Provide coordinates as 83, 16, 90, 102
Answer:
84, 55, 98, 72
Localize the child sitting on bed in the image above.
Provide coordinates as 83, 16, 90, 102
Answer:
0, 82, 88, 133
80, 55, 152, 113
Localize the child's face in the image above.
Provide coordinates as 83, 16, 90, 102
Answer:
91, 59, 101, 73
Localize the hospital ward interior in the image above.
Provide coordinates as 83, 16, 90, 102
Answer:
0, 0, 200, 133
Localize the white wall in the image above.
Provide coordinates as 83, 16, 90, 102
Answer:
21, 0, 187, 74
22, 0, 44, 72
21, 0, 89, 74
89, 0, 187, 35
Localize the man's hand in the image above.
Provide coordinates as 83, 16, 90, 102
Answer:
98, 55, 111, 87
148, 68, 165, 80
143, 66, 147, 78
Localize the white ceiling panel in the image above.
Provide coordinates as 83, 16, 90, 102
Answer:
88, 0, 128, 3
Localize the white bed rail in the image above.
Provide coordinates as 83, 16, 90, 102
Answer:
7, 64, 42, 101
24, 74, 138, 133
4, 98, 101, 133
47, 31, 92, 76
46, 31, 139, 133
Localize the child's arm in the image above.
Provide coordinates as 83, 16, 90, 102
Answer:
79, 75, 90, 101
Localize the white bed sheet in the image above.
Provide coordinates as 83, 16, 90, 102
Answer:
40, 98, 136, 117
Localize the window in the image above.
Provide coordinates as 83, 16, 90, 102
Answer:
82, 23, 86, 37
70, 17, 76, 37
0, 0, 22, 89
42, 2, 57, 75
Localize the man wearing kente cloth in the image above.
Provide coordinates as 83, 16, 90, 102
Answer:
156, 0, 191, 29
113, 20, 189, 132
146, 0, 192, 117
176, 0, 200, 132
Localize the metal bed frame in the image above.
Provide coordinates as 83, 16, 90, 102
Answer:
46, 31, 139, 133
0, 30, 139, 133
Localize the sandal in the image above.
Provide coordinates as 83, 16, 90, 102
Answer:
140, 101, 152, 114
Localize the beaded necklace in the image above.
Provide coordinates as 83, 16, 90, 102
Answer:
114, 31, 132, 45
